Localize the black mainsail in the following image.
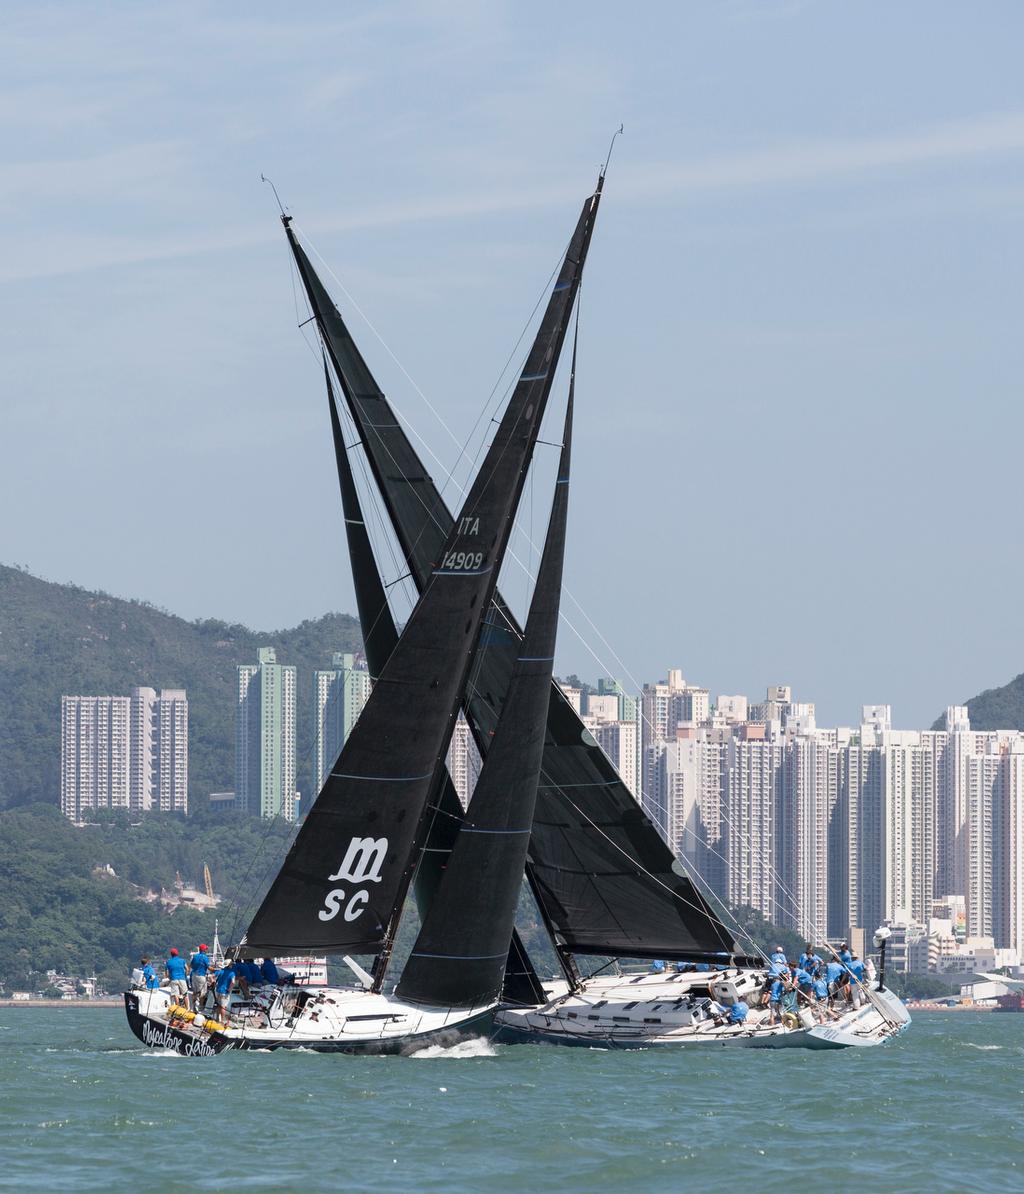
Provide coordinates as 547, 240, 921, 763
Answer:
242, 207, 580, 964
325, 356, 545, 1003
396, 358, 575, 1007
285, 184, 741, 964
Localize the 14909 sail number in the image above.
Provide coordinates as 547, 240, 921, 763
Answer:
441, 550, 484, 571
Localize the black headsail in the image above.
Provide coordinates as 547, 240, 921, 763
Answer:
285, 176, 743, 965
397, 356, 575, 1007
324, 357, 543, 1002
241, 269, 568, 966
324, 356, 460, 920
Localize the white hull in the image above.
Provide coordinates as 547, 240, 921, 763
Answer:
124, 982, 494, 1055
494, 969, 910, 1050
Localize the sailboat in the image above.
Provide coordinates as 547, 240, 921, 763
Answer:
287, 177, 911, 1051
123, 176, 597, 1055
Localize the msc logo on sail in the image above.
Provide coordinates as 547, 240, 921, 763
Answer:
318, 836, 388, 922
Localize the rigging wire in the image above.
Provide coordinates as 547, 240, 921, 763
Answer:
273, 213, 813, 964
286, 247, 761, 952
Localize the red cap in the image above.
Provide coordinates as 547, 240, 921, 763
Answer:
199, 944, 208, 951
170, 948, 179, 956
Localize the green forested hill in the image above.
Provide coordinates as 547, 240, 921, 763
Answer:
931, 672, 1024, 732
0, 804, 296, 992
0, 563, 361, 811
0, 804, 561, 994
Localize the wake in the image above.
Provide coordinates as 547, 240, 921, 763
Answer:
408, 1037, 497, 1059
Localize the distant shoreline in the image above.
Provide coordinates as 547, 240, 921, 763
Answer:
906, 1000, 996, 1012
1, 999, 120, 1008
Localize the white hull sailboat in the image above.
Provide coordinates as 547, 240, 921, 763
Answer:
125, 169, 599, 1056
494, 969, 909, 1051
124, 982, 493, 1056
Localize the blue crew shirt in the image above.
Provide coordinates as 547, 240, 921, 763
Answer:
813, 978, 829, 1000
769, 979, 785, 1004
769, 950, 787, 967
242, 960, 262, 984
848, 959, 866, 982
215, 968, 234, 995
727, 1000, 749, 1023
799, 952, 819, 972
261, 959, 280, 984
189, 951, 211, 976
142, 963, 160, 989
166, 955, 187, 981
826, 961, 845, 985
839, 948, 853, 965
649, 960, 666, 974
793, 967, 814, 989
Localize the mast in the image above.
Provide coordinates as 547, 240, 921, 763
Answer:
284, 183, 746, 965
396, 370, 575, 1007
242, 208, 580, 973
325, 358, 463, 921
325, 358, 541, 999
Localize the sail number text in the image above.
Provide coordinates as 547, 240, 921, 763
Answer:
441, 550, 484, 571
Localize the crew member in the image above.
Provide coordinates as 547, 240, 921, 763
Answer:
214, 963, 236, 1022
189, 943, 213, 1011
165, 949, 188, 1005
139, 956, 160, 990
261, 957, 281, 985
727, 998, 749, 1025
799, 944, 820, 972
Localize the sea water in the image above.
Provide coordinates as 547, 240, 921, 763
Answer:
0, 1008, 1021, 1192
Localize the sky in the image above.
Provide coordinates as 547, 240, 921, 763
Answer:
3, 1, 1024, 728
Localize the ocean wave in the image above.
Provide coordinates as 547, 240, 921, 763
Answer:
408, 1037, 497, 1059
964, 1043, 1003, 1051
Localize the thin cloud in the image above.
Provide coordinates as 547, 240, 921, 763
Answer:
2, 111, 1023, 284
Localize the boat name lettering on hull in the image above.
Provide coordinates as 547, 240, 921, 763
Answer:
140, 1018, 218, 1057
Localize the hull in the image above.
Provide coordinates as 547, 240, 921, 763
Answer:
494, 970, 911, 1051
124, 985, 494, 1056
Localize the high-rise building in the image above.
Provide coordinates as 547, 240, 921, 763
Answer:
61, 696, 130, 821
777, 731, 833, 940
446, 715, 481, 810
723, 731, 782, 922
61, 687, 188, 821
313, 653, 372, 792
641, 670, 710, 797
129, 687, 188, 813
658, 735, 725, 898
236, 646, 297, 820
586, 716, 640, 800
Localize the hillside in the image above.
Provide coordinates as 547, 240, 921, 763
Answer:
931, 671, 1024, 732
0, 804, 564, 994
0, 803, 296, 992
0, 563, 361, 811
